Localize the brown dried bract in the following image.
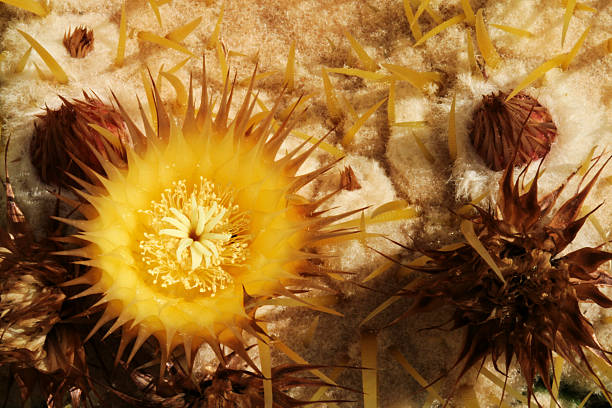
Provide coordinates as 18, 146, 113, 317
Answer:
340, 165, 361, 191
30, 92, 131, 188
63, 26, 94, 58
401, 155, 612, 406
470, 91, 557, 171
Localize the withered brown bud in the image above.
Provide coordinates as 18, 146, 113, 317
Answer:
470, 91, 557, 171
401, 155, 612, 405
63, 26, 94, 58
30, 92, 131, 188
340, 165, 361, 191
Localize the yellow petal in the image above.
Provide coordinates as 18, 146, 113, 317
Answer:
17, 30, 68, 84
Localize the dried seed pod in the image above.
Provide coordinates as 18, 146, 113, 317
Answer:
63, 26, 94, 58
400, 155, 612, 405
470, 91, 557, 170
30, 92, 130, 188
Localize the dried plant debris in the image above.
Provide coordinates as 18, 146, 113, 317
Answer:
0, 165, 91, 407
470, 92, 557, 171
340, 165, 361, 191
30, 92, 130, 188
109, 355, 349, 408
63, 26, 94, 58
399, 155, 612, 405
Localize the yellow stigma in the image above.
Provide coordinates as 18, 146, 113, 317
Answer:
139, 178, 249, 294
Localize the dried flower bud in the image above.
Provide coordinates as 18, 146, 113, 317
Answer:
401, 155, 612, 404
30, 92, 131, 188
470, 91, 557, 171
340, 165, 361, 191
63, 26, 94, 58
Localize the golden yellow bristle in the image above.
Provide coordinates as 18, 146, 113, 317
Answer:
15, 46, 31, 73
137, 31, 194, 56
490, 23, 533, 38
206, 3, 224, 49
505, 54, 567, 101
285, 41, 296, 90
327, 67, 389, 81
147, 0, 162, 27
561, 25, 590, 69
360, 330, 378, 408
461, 0, 476, 25
474, 9, 500, 69
388, 80, 396, 125
18, 30, 68, 84
166, 16, 201, 42
414, 14, 466, 47
115, 1, 127, 66
1, 0, 47, 16
344, 30, 378, 71
562, 0, 576, 46
413, 133, 434, 163
448, 94, 457, 161
466, 31, 478, 74
390, 347, 444, 404
166, 56, 191, 74
402, 0, 422, 41
460, 219, 505, 283
160, 71, 188, 107
342, 97, 387, 145
321, 67, 341, 120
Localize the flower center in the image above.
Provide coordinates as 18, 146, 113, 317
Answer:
139, 178, 250, 295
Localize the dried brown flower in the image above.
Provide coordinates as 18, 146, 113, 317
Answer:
30, 92, 131, 188
470, 92, 557, 171
401, 155, 612, 405
340, 165, 361, 191
63, 26, 94, 58
0, 159, 92, 407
